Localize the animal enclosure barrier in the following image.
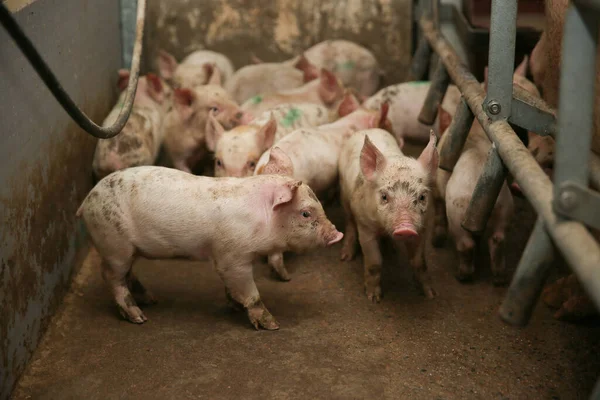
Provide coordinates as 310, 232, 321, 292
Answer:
411, 1, 600, 398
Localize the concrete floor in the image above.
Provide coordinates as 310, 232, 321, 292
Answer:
12, 194, 600, 400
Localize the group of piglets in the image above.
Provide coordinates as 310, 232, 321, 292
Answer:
79, 38, 503, 331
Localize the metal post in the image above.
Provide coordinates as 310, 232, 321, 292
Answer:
409, 35, 432, 81
418, 58, 450, 125
499, 218, 556, 326
439, 97, 475, 171
484, 0, 518, 121
461, 143, 507, 235
419, 16, 600, 311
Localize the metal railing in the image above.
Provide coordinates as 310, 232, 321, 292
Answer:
411, 2, 600, 397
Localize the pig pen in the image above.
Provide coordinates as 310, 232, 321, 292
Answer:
2, 0, 600, 399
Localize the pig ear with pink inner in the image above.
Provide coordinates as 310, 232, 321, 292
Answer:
293, 54, 320, 82
337, 90, 361, 117
318, 68, 344, 105
173, 88, 196, 122
263, 146, 295, 177
417, 130, 440, 176
205, 110, 225, 152
256, 113, 278, 151
360, 135, 387, 180
203, 63, 222, 86
272, 179, 302, 210
156, 49, 179, 80
117, 69, 130, 92
145, 73, 165, 103
438, 105, 452, 135
514, 55, 528, 77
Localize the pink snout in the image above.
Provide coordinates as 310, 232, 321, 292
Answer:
393, 224, 419, 238
327, 231, 344, 246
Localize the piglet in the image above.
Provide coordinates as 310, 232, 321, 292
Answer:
162, 66, 252, 173
156, 49, 235, 88
241, 68, 345, 116
254, 94, 391, 281
76, 166, 343, 330
205, 103, 332, 177
226, 53, 319, 104
339, 129, 439, 302
92, 71, 172, 180
255, 40, 382, 97
363, 82, 462, 148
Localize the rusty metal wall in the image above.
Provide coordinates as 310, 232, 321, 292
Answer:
0, 0, 121, 398
141, 0, 413, 85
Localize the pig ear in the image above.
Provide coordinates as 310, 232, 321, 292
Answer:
145, 73, 165, 102
204, 63, 222, 86
418, 130, 440, 176
256, 113, 278, 151
205, 110, 225, 152
437, 105, 452, 134
117, 69, 130, 91
378, 102, 390, 128
360, 135, 386, 180
157, 49, 178, 80
272, 180, 302, 210
262, 146, 295, 176
318, 68, 344, 105
337, 90, 361, 117
250, 53, 264, 64
515, 55, 528, 77
293, 53, 319, 82
174, 88, 195, 121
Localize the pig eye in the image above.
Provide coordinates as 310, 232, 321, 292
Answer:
302, 211, 311, 218
210, 106, 219, 114
419, 194, 426, 202
248, 160, 256, 168
216, 159, 223, 167
380, 193, 388, 203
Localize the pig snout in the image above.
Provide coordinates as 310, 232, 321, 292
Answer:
393, 224, 419, 238
324, 225, 344, 246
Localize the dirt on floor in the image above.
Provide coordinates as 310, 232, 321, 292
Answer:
11, 188, 600, 399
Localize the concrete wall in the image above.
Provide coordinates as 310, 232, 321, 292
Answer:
0, 1, 121, 398
139, 0, 413, 85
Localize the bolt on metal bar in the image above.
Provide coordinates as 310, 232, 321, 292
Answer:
439, 97, 474, 172
484, 0, 518, 121
499, 218, 556, 326
418, 58, 451, 125
555, 181, 600, 231
419, 15, 600, 312
462, 143, 507, 235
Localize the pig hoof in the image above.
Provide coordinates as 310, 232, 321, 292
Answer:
365, 286, 382, 303
340, 248, 356, 261
422, 286, 437, 299
247, 303, 280, 330
118, 305, 147, 324
272, 268, 291, 282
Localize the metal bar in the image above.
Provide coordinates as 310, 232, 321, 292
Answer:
408, 35, 432, 81
484, 0, 518, 121
418, 58, 450, 125
590, 153, 600, 190
510, 95, 557, 137
499, 218, 556, 326
420, 15, 600, 311
553, 4, 598, 190
462, 143, 507, 235
555, 181, 600, 231
573, 0, 600, 12
439, 97, 474, 171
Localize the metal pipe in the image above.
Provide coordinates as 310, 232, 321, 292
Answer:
499, 218, 556, 326
590, 153, 600, 191
439, 97, 474, 172
418, 58, 450, 125
0, 0, 146, 139
461, 143, 507, 235
420, 15, 600, 311
408, 35, 432, 82
485, 0, 518, 121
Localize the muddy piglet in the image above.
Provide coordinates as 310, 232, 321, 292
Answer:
156, 49, 235, 88
92, 71, 172, 180
77, 166, 343, 330
339, 129, 439, 302
162, 66, 252, 173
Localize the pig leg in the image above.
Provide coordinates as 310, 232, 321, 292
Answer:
357, 226, 383, 303
340, 206, 358, 261
404, 240, 437, 299
127, 270, 157, 305
268, 252, 291, 281
488, 231, 508, 286
431, 195, 448, 248
215, 258, 279, 330
454, 233, 476, 282
101, 257, 148, 324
